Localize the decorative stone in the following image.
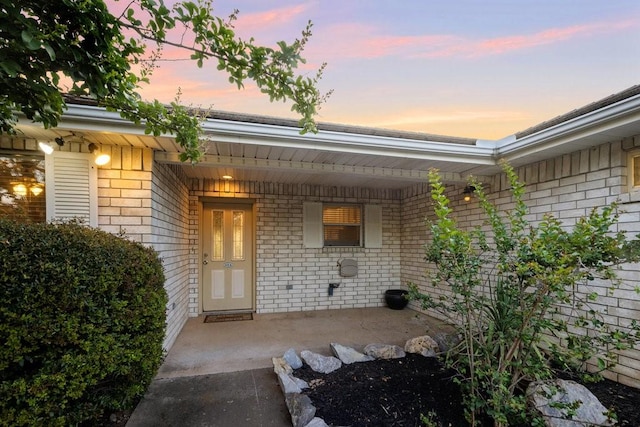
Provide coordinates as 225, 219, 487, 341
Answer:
278, 372, 303, 394
304, 417, 329, 427
330, 342, 374, 364
284, 348, 303, 369
272, 357, 293, 375
433, 332, 460, 354
404, 335, 439, 357
285, 393, 316, 427
527, 379, 615, 427
363, 343, 405, 359
300, 350, 342, 374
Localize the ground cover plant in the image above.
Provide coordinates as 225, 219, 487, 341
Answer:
408, 161, 640, 426
0, 219, 167, 426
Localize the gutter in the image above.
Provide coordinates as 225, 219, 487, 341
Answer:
494, 92, 640, 161
59, 104, 496, 165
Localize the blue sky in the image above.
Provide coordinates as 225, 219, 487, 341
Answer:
120, 1, 640, 139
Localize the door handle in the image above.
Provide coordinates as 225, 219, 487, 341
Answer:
203, 253, 208, 265
203, 260, 208, 265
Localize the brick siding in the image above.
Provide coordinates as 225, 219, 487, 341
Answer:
189, 182, 403, 315
402, 136, 640, 388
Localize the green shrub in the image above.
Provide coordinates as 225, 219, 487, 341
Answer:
0, 219, 167, 426
410, 161, 640, 426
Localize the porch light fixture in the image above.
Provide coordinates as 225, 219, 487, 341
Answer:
38, 137, 65, 155
88, 143, 111, 166
222, 175, 233, 180
462, 185, 474, 202
38, 141, 54, 154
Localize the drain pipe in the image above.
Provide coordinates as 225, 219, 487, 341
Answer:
328, 282, 340, 296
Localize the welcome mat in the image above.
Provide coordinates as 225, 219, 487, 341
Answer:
204, 312, 253, 323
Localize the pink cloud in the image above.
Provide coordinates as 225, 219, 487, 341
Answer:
311, 17, 638, 61
232, 4, 312, 33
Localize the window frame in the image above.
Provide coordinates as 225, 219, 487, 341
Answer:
322, 203, 363, 247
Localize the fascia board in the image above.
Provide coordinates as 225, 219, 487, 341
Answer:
58, 104, 496, 165
496, 94, 640, 161
201, 119, 495, 164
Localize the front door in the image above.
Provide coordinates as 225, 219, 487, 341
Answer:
202, 203, 254, 312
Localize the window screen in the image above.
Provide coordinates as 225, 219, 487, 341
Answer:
323, 205, 362, 247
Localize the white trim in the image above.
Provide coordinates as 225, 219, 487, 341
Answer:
37, 93, 640, 172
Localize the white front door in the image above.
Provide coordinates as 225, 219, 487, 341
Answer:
202, 203, 254, 312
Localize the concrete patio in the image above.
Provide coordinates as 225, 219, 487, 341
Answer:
127, 307, 447, 426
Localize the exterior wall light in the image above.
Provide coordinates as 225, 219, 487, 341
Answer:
462, 185, 474, 202
38, 137, 65, 155
38, 141, 54, 154
88, 143, 111, 166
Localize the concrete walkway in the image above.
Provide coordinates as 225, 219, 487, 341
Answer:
127, 307, 447, 426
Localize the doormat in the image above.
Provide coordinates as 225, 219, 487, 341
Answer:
204, 313, 253, 323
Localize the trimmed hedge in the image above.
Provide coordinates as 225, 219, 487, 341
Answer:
0, 219, 167, 426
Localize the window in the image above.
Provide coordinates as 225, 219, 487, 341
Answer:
303, 202, 382, 249
630, 151, 640, 190
0, 150, 97, 225
323, 205, 362, 247
0, 153, 46, 222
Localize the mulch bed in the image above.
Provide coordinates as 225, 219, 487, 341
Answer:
294, 353, 640, 427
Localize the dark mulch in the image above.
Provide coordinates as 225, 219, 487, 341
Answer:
294, 353, 640, 427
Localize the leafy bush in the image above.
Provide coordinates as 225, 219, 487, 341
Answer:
0, 219, 167, 426
409, 161, 640, 426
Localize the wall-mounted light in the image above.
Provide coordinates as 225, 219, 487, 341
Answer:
88, 143, 111, 166
38, 137, 65, 155
38, 141, 54, 154
462, 185, 474, 202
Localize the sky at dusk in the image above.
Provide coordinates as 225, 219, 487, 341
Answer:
109, 1, 640, 140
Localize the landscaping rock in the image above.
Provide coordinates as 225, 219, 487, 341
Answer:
527, 379, 615, 427
433, 331, 461, 353
304, 417, 329, 427
272, 357, 293, 375
363, 343, 405, 359
277, 372, 308, 394
284, 348, 303, 369
300, 350, 342, 374
285, 393, 316, 427
330, 343, 374, 364
404, 335, 439, 357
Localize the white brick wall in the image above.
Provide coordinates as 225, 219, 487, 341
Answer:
98, 148, 192, 351
151, 163, 191, 351
189, 182, 403, 314
402, 137, 640, 387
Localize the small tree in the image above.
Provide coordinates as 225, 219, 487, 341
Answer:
409, 161, 640, 426
1, 0, 329, 163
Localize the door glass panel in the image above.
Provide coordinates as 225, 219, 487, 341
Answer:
211, 210, 224, 261
232, 210, 244, 260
